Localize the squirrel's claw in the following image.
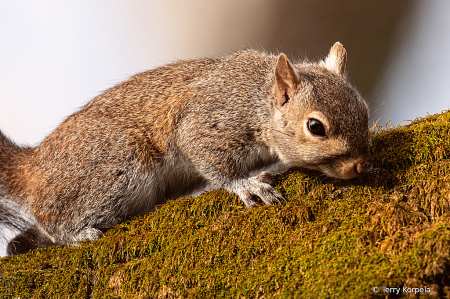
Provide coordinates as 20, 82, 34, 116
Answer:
230, 177, 286, 208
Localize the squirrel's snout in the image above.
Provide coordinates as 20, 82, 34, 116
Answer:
320, 157, 373, 179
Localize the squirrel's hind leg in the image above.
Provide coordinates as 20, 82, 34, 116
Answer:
7, 227, 104, 255
6, 227, 53, 255
72, 227, 104, 245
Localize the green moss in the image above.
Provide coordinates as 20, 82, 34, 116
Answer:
2, 111, 450, 298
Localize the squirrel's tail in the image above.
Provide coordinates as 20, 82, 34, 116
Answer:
0, 129, 26, 230
0, 198, 36, 255
0, 199, 49, 255
0, 130, 46, 255
0, 198, 30, 234
0, 129, 22, 166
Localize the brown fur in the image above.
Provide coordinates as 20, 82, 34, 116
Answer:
0, 42, 372, 255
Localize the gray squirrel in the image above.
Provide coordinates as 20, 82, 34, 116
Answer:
0, 42, 373, 255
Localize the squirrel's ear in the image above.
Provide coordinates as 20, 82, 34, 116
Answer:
324, 42, 347, 76
275, 53, 300, 90
275, 53, 300, 108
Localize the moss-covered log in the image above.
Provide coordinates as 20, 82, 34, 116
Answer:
2, 111, 450, 298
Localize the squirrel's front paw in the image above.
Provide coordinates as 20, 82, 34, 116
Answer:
255, 171, 282, 185
230, 177, 285, 208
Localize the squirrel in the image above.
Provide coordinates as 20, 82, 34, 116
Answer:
0, 42, 373, 255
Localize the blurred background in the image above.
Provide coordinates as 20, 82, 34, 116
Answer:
1, 0, 449, 255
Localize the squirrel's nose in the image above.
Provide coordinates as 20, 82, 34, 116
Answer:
355, 159, 373, 175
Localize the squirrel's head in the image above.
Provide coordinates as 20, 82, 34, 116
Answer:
271, 42, 373, 179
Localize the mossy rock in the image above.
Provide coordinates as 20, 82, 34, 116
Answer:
2, 111, 450, 298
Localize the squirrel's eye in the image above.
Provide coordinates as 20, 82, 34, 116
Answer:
308, 119, 326, 136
